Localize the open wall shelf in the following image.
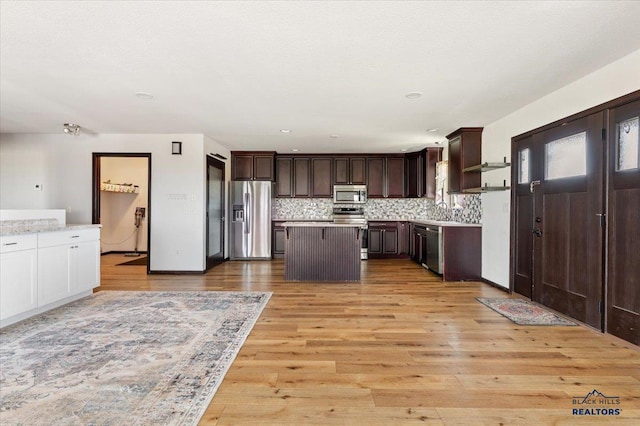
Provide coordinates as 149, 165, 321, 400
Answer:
100, 182, 139, 193
463, 157, 511, 173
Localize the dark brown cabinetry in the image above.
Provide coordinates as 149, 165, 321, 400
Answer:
293, 158, 311, 197
398, 221, 410, 255
411, 225, 426, 264
446, 128, 482, 193
405, 148, 443, 198
277, 156, 328, 198
273, 153, 406, 199
272, 222, 286, 258
276, 156, 333, 198
311, 158, 333, 197
334, 157, 366, 185
405, 152, 422, 198
368, 222, 399, 257
231, 151, 275, 181
410, 222, 481, 281
367, 156, 405, 198
424, 148, 443, 198
276, 157, 293, 197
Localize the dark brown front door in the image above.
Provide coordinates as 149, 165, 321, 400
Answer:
512, 136, 535, 299
514, 112, 606, 329
607, 99, 640, 344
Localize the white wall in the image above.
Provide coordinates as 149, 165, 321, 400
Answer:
0, 133, 207, 271
203, 136, 232, 259
481, 49, 640, 288
100, 157, 149, 253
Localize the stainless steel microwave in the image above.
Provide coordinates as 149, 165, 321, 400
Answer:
333, 185, 367, 204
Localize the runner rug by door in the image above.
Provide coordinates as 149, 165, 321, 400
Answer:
477, 297, 577, 326
0, 291, 271, 425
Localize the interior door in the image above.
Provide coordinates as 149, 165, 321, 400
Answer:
206, 156, 225, 269
531, 112, 605, 329
607, 99, 640, 344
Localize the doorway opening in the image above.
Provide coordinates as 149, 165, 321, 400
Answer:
206, 155, 225, 270
92, 153, 152, 274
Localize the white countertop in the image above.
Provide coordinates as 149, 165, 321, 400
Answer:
411, 220, 481, 227
0, 224, 101, 237
282, 221, 361, 227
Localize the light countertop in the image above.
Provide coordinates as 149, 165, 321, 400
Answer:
0, 224, 101, 237
282, 221, 362, 227
411, 220, 481, 227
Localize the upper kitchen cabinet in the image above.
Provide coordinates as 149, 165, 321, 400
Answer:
367, 156, 405, 198
276, 156, 332, 198
231, 151, 275, 181
446, 128, 482, 193
334, 157, 366, 185
311, 157, 333, 197
275, 157, 293, 197
405, 147, 443, 198
405, 151, 422, 198
293, 157, 311, 197
424, 148, 443, 198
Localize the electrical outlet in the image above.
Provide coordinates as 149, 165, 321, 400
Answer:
33, 184, 43, 191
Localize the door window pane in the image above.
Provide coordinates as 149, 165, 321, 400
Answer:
617, 116, 639, 171
545, 132, 586, 180
518, 148, 530, 184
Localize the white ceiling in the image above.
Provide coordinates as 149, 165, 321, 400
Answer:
2, 1, 640, 153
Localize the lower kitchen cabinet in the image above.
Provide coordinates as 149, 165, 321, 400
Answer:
0, 234, 38, 321
368, 222, 407, 258
411, 223, 481, 281
272, 222, 286, 258
0, 227, 101, 328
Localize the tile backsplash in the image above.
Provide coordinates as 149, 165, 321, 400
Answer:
273, 195, 481, 224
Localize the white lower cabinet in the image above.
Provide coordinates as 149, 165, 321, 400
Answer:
37, 244, 73, 306
0, 235, 38, 321
0, 227, 100, 327
75, 239, 100, 293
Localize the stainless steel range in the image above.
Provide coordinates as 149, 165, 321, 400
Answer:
333, 206, 368, 260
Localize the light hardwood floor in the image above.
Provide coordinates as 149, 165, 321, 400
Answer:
101, 254, 640, 425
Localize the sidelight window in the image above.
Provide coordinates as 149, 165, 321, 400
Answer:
545, 132, 586, 180
617, 116, 639, 171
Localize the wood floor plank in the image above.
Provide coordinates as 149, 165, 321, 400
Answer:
98, 255, 640, 425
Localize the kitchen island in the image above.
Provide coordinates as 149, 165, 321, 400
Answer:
282, 222, 362, 281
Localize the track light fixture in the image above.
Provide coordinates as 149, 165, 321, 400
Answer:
63, 123, 80, 135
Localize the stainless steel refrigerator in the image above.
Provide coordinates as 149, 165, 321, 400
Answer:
230, 181, 272, 259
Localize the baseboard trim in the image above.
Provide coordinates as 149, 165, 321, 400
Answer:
101, 250, 148, 256
148, 270, 206, 275
481, 277, 510, 293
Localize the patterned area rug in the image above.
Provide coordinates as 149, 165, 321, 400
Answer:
0, 291, 271, 425
477, 298, 577, 326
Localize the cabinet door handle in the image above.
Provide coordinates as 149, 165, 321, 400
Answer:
3, 242, 18, 246
71, 235, 80, 238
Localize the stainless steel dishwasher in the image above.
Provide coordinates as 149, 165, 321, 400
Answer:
425, 225, 443, 274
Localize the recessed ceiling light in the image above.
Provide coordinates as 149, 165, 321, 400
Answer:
400, 148, 408, 152
291, 148, 299, 152
135, 92, 154, 100
280, 129, 291, 133
405, 92, 423, 99
427, 128, 439, 132
330, 134, 339, 138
